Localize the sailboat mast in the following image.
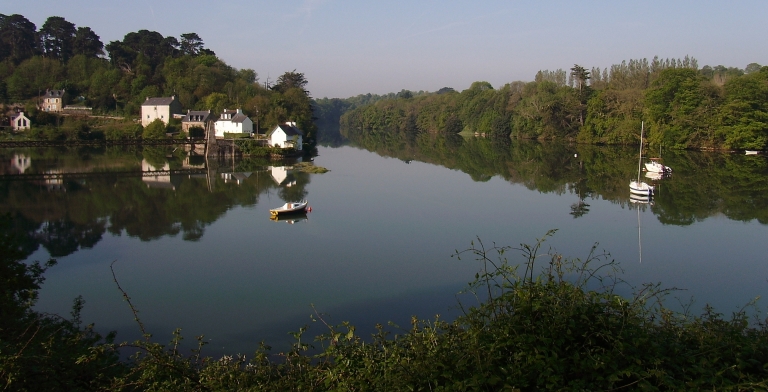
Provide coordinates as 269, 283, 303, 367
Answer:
637, 121, 644, 183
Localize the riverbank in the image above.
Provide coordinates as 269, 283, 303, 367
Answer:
3, 234, 766, 390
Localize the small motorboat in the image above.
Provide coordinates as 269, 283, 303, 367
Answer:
270, 200, 308, 216
645, 157, 672, 174
745, 150, 760, 155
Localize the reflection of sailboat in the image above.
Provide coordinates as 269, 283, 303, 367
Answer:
636, 203, 644, 263
629, 122, 654, 197
629, 193, 653, 205
644, 171, 664, 181
270, 213, 308, 224
630, 192, 652, 263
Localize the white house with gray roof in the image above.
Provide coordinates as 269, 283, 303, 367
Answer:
267, 121, 304, 150
141, 96, 182, 127
214, 108, 253, 137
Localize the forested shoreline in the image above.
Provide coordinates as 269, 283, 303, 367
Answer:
318, 58, 768, 151
0, 14, 316, 142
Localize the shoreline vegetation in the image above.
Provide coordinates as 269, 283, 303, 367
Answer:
0, 13, 317, 153
2, 230, 767, 390
314, 60, 768, 153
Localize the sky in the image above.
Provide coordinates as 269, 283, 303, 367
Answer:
5, 0, 768, 99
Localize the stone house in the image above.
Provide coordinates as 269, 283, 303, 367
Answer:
40, 89, 66, 112
181, 110, 212, 134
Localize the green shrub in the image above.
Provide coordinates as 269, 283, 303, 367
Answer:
223, 132, 251, 139
142, 119, 167, 139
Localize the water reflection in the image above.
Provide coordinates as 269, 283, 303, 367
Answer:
4, 140, 767, 357
340, 129, 768, 225
0, 146, 312, 258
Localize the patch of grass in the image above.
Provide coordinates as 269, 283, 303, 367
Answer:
294, 161, 329, 173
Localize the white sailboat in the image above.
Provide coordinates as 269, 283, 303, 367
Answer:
629, 122, 654, 197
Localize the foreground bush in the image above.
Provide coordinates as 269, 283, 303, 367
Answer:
2, 230, 767, 390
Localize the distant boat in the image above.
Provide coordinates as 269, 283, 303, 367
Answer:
645, 157, 672, 174
745, 150, 760, 155
269, 200, 308, 216
630, 122, 654, 197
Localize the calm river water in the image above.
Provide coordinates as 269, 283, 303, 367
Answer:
3, 139, 767, 356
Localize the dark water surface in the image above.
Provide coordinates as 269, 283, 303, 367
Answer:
4, 141, 767, 356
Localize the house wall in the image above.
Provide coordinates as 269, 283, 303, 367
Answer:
142, 105, 171, 127
214, 117, 253, 137
11, 113, 30, 130
268, 126, 303, 149
182, 121, 205, 133
42, 97, 62, 112
141, 99, 182, 127
269, 129, 288, 147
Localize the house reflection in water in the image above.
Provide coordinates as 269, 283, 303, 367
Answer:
270, 165, 296, 187
142, 160, 182, 190
221, 172, 251, 185
11, 154, 31, 174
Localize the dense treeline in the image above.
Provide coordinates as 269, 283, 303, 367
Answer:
0, 14, 316, 141
333, 57, 768, 150
3, 227, 768, 390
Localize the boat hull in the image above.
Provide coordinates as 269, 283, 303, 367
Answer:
629, 180, 654, 196
269, 201, 308, 216
645, 161, 671, 173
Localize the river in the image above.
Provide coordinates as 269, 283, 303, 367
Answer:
3, 138, 767, 356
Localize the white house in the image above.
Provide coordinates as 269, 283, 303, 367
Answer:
141, 96, 182, 127
214, 109, 253, 137
267, 121, 304, 150
11, 112, 30, 130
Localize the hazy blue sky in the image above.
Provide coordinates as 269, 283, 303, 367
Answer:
6, 1, 767, 98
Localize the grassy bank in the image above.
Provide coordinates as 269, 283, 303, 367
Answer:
2, 231, 767, 390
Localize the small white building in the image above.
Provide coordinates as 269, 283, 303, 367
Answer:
214, 109, 253, 137
10, 112, 30, 130
141, 96, 182, 127
267, 121, 304, 150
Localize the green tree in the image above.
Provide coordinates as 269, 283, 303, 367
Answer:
179, 32, 204, 56
0, 14, 37, 64
142, 118, 167, 139
645, 68, 721, 148
272, 70, 309, 94
716, 70, 768, 150
39, 16, 76, 62
72, 26, 104, 58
